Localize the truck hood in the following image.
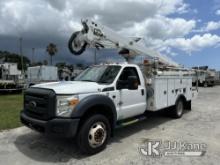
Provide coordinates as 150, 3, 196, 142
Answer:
32, 81, 105, 94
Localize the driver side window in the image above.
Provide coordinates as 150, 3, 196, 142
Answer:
116, 67, 140, 89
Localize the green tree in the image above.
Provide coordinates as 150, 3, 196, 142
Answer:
32, 61, 43, 66
43, 60, 48, 65
0, 50, 30, 70
56, 62, 66, 69
76, 63, 83, 68
67, 64, 74, 72
46, 43, 58, 65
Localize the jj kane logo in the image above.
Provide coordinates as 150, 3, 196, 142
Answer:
139, 139, 207, 157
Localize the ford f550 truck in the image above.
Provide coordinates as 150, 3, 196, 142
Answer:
21, 19, 197, 154
20, 63, 197, 154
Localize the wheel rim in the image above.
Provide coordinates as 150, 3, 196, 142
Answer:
72, 37, 85, 52
177, 101, 183, 116
88, 122, 107, 148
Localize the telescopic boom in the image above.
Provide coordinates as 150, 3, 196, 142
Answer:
68, 19, 179, 67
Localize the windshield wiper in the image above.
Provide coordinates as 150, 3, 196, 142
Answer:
98, 80, 111, 84
80, 80, 96, 82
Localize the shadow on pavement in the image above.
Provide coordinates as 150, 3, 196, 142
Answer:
14, 110, 185, 163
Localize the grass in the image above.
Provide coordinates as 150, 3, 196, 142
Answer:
0, 94, 23, 131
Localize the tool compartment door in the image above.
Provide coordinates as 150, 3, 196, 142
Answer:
168, 78, 176, 106
154, 78, 168, 110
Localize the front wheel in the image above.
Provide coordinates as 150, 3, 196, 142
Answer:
76, 114, 111, 155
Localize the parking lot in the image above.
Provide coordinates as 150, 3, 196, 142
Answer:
0, 86, 220, 165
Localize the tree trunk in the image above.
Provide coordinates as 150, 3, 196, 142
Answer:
50, 55, 52, 65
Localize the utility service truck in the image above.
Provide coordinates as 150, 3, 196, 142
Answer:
27, 65, 58, 86
20, 19, 198, 154
192, 66, 216, 87
0, 62, 23, 93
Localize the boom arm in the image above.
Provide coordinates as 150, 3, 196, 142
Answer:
68, 19, 179, 67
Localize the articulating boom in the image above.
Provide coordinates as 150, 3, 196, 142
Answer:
68, 19, 179, 67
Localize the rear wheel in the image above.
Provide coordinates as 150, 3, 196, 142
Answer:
171, 99, 184, 118
77, 114, 111, 155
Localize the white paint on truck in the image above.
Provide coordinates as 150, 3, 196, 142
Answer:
33, 63, 197, 120
147, 76, 194, 111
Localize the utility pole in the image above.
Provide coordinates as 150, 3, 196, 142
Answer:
19, 37, 24, 78
32, 48, 35, 65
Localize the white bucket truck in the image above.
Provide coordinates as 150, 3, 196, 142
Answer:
21, 19, 198, 154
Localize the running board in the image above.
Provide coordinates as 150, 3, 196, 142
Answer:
116, 116, 147, 128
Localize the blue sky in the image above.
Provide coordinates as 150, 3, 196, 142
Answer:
170, 0, 220, 69
0, 0, 219, 70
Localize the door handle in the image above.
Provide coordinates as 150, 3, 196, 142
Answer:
118, 101, 123, 106
141, 89, 144, 96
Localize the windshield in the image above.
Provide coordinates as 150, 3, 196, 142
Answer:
74, 65, 121, 84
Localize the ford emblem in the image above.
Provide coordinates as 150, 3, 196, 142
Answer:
29, 101, 37, 109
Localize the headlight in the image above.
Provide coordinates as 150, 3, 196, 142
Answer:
56, 95, 79, 117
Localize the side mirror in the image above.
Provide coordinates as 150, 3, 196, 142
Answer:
128, 76, 138, 90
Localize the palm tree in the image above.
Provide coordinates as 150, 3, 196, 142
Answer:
46, 43, 58, 65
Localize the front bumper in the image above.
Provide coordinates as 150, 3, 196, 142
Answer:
20, 111, 80, 138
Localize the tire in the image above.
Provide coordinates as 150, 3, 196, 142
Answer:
185, 101, 192, 111
76, 114, 111, 155
171, 99, 184, 118
68, 31, 87, 55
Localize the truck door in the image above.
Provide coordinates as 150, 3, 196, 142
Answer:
116, 67, 146, 119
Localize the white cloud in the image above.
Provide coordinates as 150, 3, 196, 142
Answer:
118, 16, 196, 44
155, 0, 189, 15
198, 21, 220, 32
164, 33, 220, 53
206, 21, 220, 31
176, 3, 189, 14
0, 0, 193, 43
0, 0, 219, 62
215, 9, 220, 15
0, 0, 191, 35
